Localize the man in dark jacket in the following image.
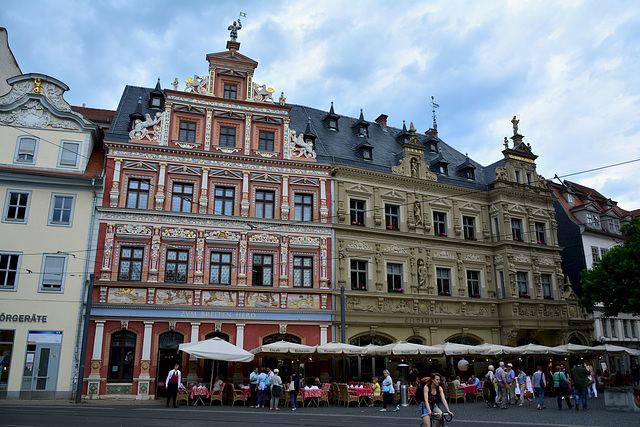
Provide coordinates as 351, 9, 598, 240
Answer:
570, 362, 591, 411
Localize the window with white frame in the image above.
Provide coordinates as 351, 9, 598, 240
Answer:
165, 249, 189, 283
610, 319, 617, 338
14, 136, 38, 164
623, 320, 630, 338
517, 271, 529, 297
433, 212, 447, 236
600, 247, 608, 259
601, 318, 609, 337
387, 263, 403, 293
0, 252, 21, 291
210, 252, 232, 285
39, 254, 67, 292
511, 218, 523, 241
3, 190, 31, 223
541, 273, 553, 299
632, 321, 638, 338
535, 222, 546, 244
466, 270, 480, 297
385, 204, 399, 231
436, 267, 451, 295
293, 256, 313, 288
566, 193, 574, 205
609, 219, 621, 233
462, 216, 476, 240
350, 199, 366, 226
591, 246, 600, 263
58, 141, 80, 167
586, 212, 601, 228
48, 194, 75, 226
350, 260, 367, 291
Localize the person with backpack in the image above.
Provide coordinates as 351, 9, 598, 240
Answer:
532, 365, 547, 410
419, 373, 453, 427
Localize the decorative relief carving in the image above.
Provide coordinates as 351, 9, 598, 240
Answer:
539, 257, 554, 266
494, 254, 503, 263
464, 254, 483, 263
518, 304, 537, 316
288, 294, 320, 309
205, 230, 240, 242
0, 100, 79, 129
202, 291, 236, 307
288, 236, 320, 247
155, 289, 193, 305
514, 254, 531, 264
347, 241, 373, 251
545, 305, 562, 317
116, 224, 152, 237
383, 244, 408, 254
129, 112, 162, 141
433, 250, 454, 259
162, 227, 197, 240
249, 233, 280, 245
346, 296, 376, 312
0, 80, 33, 105
108, 288, 146, 304
290, 129, 317, 159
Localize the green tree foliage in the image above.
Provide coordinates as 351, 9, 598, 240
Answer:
580, 217, 640, 316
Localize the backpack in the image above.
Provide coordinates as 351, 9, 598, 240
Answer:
266, 376, 271, 386
416, 381, 426, 403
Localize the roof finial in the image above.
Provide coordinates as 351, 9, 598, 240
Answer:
430, 96, 439, 130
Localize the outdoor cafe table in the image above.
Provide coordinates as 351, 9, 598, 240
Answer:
190, 387, 210, 406
463, 385, 478, 402
240, 387, 251, 399
304, 388, 323, 406
349, 387, 373, 406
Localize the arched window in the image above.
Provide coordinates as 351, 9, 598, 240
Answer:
204, 332, 230, 382
108, 331, 136, 382
205, 331, 230, 341
349, 335, 391, 347
158, 331, 184, 349
407, 338, 424, 345
516, 337, 538, 346
263, 333, 301, 345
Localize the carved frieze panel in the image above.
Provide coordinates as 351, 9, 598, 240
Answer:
433, 250, 454, 260
245, 292, 279, 308
288, 294, 320, 309
162, 227, 197, 241
205, 230, 240, 243
383, 244, 407, 254
514, 254, 531, 264
108, 288, 146, 304
116, 224, 152, 238
464, 254, 484, 263
202, 291, 237, 307
347, 241, 373, 251
155, 289, 193, 305
289, 236, 320, 248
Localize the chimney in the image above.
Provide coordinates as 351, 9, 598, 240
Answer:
375, 114, 388, 129
425, 128, 438, 137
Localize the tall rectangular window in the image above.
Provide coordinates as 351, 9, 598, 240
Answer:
258, 130, 275, 151
0, 253, 20, 290
350, 260, 367, 291
517, 271, 529, 297
437, 268, 451, 295
591, 246, 600, 263
165, 249, 188, 283
179, 120, 196, 142
601, 318, 610, 337
58, 141, 80, 167
171, 183, 193, 213
213, 186, 235, 216
294, 193, 313, 221
293, 256, 313, 288
210, 252, 232, 285
541, 273, 553, 299
610, 319, 617, 338
3, 190, 30, 223
433, 212, 447, 236
623, 320, 630, 338
632, 321, 638, 338
252, 254, 273, 286
49, 194, 75, 226
350, 199, 366, 226
511, 218, 523, 241
466, 270, 480, 297
255, 190, 275, 219
39, 255, 66, 292
385, 204, 399, 230
126, 179, 150, 209
219, 126, 236, 147
493, 217, 500, 242
387, 263, 403, 293
15, 136, 38, 163
223, 83, 237, 100
463, 216, 476, 240
118, 246, 144, 281
535, 222, 546, 244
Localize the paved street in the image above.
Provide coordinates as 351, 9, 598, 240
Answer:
0, 396, 635, 427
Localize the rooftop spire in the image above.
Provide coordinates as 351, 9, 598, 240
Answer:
430, 96, 439, 130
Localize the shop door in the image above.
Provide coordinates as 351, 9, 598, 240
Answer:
32, 344, 60, 391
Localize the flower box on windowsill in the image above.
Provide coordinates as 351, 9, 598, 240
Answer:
386, 225, 399, 231
437, 233, 448, 237
514, 237, 523, 242
469, 294, 481, 298
537, 241, 547, 245
544, 295, 554, 300
465, 236, 477, 241
389, 288, 404, 293
438, 291, 451, 296
519, 293, 531, 299
351, 221, 365, 227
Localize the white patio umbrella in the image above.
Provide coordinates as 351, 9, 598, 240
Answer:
590, 344, 640, 356
551, 343, 600, 355
475, 343, 520, 356
370, 341, 443, 356
512, 343, 568, 356
315, 342, 368, 355
250, 340, 316, 356
178, 337, 254, 362
432, 342, 481, 356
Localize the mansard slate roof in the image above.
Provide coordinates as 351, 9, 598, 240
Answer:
105, 85, 502, 190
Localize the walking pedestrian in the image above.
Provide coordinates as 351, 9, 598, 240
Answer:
571, 362, 590, 411
249, 367, 259, 407
257, 368, 268, 408
288, 372, 299, 411
165, 363, 183, 408
495, 362, 508, 409
484, 365, 498, 408
532, 365, 546, 410
380, 370, 400, 412
269, 368, 283, 410
553, 365, 573, 410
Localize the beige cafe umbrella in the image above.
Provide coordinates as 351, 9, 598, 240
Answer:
315, 342, 368, 355
250, 340, 316, 356
371, 341, 444, 356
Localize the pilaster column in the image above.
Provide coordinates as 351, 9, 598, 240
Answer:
100, 224, 115, 280
238, 233, 247, 285
241, 171, 250, 217
236, 324, 245, 350
87, 320, 105, 398
319, 178, 328, 223
187, 323, 200, 382
136, 321, 154, 399
281, 175, 290, 220
320, 325, 328, 345
155, 163, 166, 210
199, 167, 209, 213
110, 159, 122, 207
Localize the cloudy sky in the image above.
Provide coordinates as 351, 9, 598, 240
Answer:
3, 0, 639, 209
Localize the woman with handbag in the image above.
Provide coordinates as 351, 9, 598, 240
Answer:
380, 370, 400, 412
270, 369, 283, 410
553, 365, 573, 410
288, 373, 300, 411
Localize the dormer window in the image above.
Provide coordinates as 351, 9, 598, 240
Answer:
329, 119, 337, 130
427, 141, 438, 153
439, 164, 448, 175
223, 83, 237, 100
566, 193, 574, 205
466, 169, 475, 180
324, 102, 340, 131
149, 78, 164, 109
150, 96, 162, 108
359, 127, 368, 137
586, 213, 601, 228
362, 147, 372, 160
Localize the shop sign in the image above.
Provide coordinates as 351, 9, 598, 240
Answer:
0, 313, 47, 323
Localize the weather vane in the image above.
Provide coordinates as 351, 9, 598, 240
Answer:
430, 96, 439, 130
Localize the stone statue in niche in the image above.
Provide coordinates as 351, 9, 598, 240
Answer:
410, 157, 419, 177
417, 258, 426, 288
414, 201, 422, 226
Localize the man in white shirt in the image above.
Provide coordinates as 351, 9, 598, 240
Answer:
165, 364, 183, 408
